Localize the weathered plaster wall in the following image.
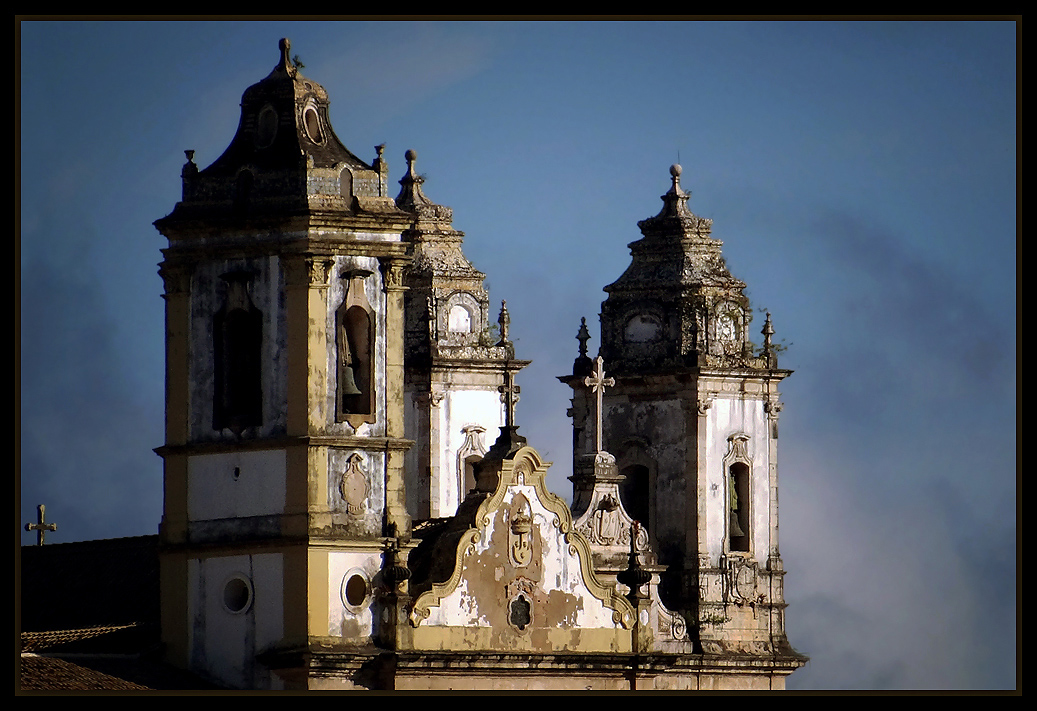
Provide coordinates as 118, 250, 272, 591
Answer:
325, 550, 382, 642
188, 255, 288, 441
187, 450, 287, 521
433, 388, 501, 517
601, 395, 689, 563
324, 255, 387, 438
704, 395, 771, 564
187, 553, 284, 690
415, 482, 629, 652
326, 448, 385, 536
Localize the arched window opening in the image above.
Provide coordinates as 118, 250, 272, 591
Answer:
339, 305, 372, 416
620, 464, 650, 526
213, 272, 263, 434
729, 461, 750, 552
340, 168, 353, 200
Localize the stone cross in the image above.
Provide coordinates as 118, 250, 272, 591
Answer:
25, 504, 57, 546
584, 356, 615, 454
499, 370, 521, 429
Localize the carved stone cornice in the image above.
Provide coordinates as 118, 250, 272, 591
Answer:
158, 262, 192, 296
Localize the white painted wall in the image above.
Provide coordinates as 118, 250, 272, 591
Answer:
326, 550, 382, 640
432, 388, 503, 517
188, 553, 284, 690
704, 396, 771, 564
188, 450, 287, 521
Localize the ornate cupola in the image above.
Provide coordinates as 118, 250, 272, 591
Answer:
395, 149, 529, 520
600, 164, 757, 376
158, 38, 397, 231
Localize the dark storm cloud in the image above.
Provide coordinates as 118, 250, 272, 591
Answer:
20, 228, 163, 545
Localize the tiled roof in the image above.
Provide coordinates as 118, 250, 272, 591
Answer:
21, 624, 140, 653
19, 655, 151, 691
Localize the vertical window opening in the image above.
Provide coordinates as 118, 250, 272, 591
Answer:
729, 462, 750, 552
620, 464, 650, 526
336, 269, 376, 427
340, 167, 353, 200
213, 272, 262, 435
338, 305, 372, 416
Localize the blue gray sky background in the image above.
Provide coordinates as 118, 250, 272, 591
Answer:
19, 20, 1017, 690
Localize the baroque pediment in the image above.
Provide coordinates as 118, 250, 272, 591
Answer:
409, 446, 635, 652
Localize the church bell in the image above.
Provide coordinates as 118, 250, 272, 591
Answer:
339, 364, 362, 397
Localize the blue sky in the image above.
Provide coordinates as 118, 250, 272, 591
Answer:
19, 20, 1017, 690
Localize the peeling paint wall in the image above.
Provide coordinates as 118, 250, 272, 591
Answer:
187, 553, 284, 690
416, 482, 628, 652
326, 550, 382, 642
704, 395, 771, 564
188, 255, 289, 442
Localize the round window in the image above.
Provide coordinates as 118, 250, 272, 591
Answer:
340, 569, 369, 612
223, 574, 253, 614
303, 105, 324, 144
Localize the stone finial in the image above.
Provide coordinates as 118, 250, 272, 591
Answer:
617, 522, 652, 601
573, 317, 593, 377
762, 311, 777, 368
636, 163, 713, 238
181, 149, 198, 179
277, 38, 295, 75
577, 317, 590, 358
496, 300, 511, 347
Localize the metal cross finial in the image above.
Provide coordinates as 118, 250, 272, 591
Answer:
584, 356, 615, 454
25, 504, 57, 546
499, 370, 521, 429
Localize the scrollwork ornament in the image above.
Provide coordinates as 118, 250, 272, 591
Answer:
307, 258, 335, 287
697, 395, 714, 416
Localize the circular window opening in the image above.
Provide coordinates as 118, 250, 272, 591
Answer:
304, 106, 324, 144
340, 570, 370, 612
223, 574, 253, 614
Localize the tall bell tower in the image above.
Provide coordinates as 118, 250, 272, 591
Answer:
565, 164, 804, 665
154, 39, 414, 689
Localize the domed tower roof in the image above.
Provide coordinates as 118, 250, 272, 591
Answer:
157, 38, 400, 230
202, 38, 370, 176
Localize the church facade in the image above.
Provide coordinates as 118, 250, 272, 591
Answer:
152, 39, 806, 690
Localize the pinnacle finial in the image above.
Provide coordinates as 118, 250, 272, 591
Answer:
762, 312, 777, 367
576, 317, 590, 358
572, 316, 593, 377
277, 38, 293, 74
497, 300, 511, 346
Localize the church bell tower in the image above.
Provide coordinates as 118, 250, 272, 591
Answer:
564, 164, 804, 665
154, 39, 414, 689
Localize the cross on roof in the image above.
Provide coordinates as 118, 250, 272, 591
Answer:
499, 370, 521, 428
25, 504, 57, 546
584, 356, 615, 454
